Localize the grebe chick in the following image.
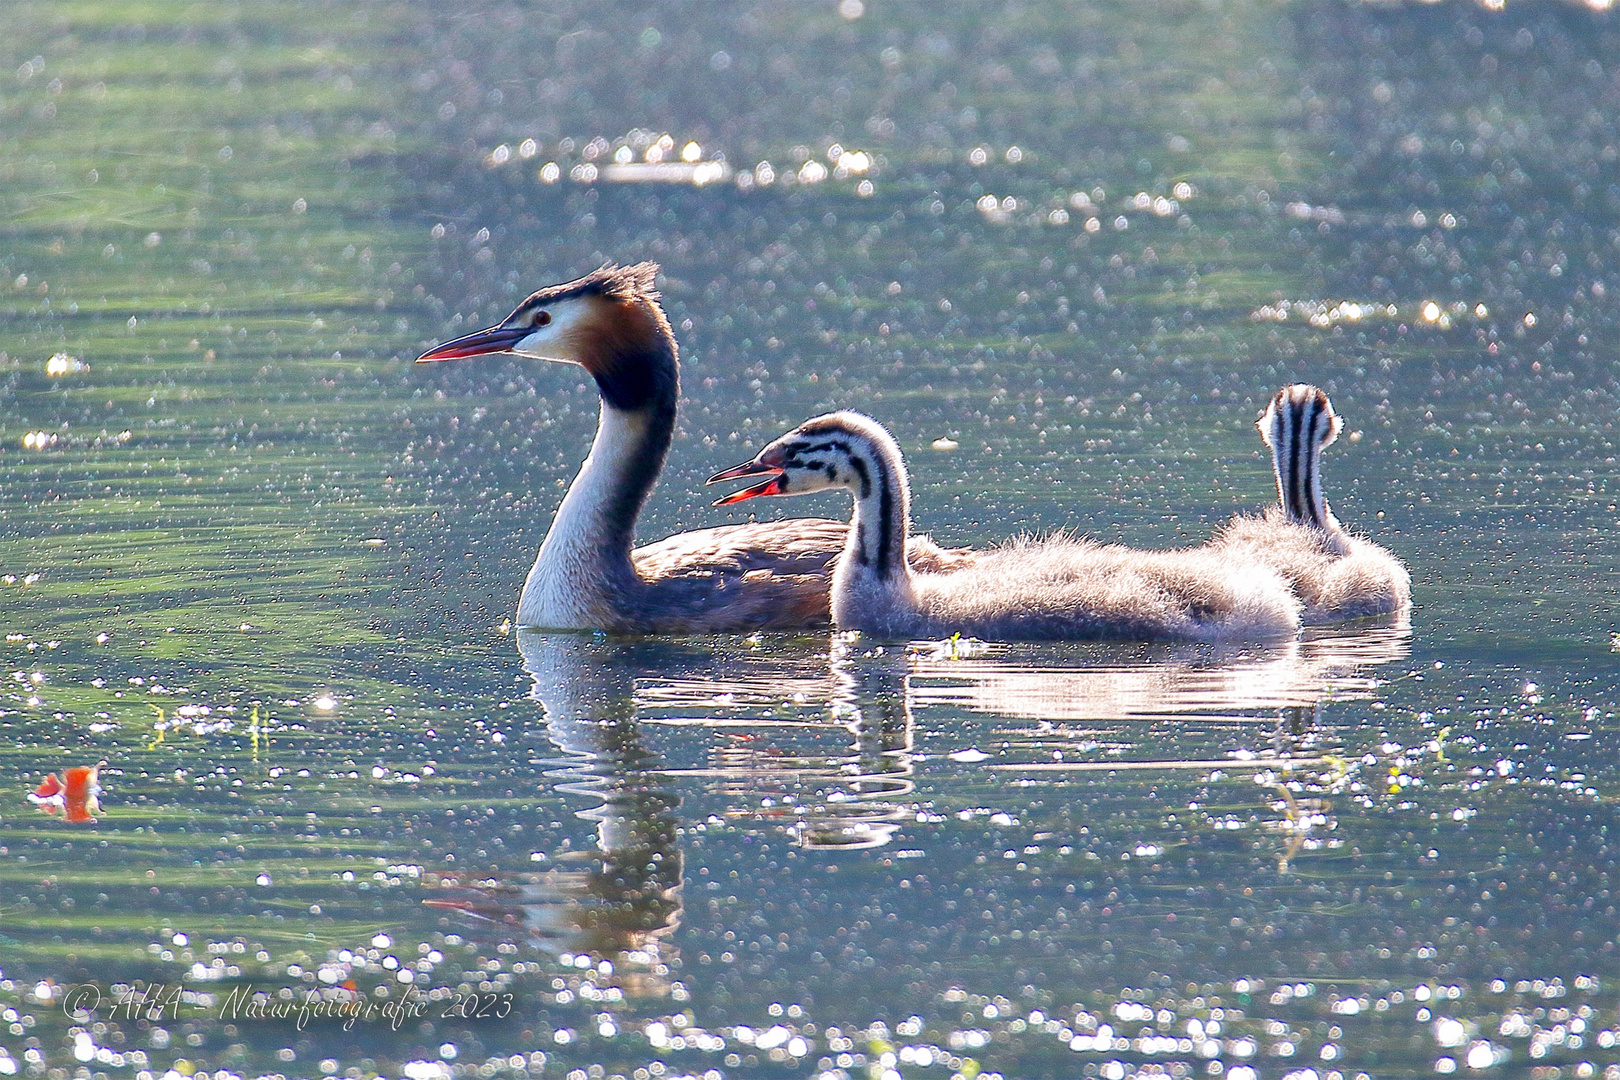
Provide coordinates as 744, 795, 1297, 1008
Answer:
1213, 384, 1410, 622
709, 411, 1301, 642
417, 263, 968, 634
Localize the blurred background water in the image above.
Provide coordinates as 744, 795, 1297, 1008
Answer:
2, 2, 1619, 1078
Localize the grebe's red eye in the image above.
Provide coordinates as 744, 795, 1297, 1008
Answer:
533, 310, 552, 327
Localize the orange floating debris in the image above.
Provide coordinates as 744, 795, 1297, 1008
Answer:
29, 762, 103, 822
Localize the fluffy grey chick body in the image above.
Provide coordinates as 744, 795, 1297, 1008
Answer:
1214, 385, 1410, 622
711, 411, 1301, 642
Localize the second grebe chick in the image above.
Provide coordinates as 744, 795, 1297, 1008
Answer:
1213, 384, 1410, 622
710, 411, 1301, 642
416, 263, 969, 634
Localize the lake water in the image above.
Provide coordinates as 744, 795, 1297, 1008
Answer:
3, 3, 1620, 1078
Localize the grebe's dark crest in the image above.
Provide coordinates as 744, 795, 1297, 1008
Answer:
421, 261, 675, 412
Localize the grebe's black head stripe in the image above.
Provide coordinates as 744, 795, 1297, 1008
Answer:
521, 262, 660, 307
754, 411, 909, 578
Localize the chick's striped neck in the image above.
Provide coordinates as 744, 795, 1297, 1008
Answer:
831, 433, 909, 578
1268, 392, 1332, 528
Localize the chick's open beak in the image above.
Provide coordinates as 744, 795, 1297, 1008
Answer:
707, 460, 786, 505
416, 323, 531, 362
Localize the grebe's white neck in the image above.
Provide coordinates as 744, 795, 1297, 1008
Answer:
418, 263, 703, 630
518, 399, 674, 628
514, 284, 680, 628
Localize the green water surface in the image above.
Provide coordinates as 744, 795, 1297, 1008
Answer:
2, 3, 1619, 1079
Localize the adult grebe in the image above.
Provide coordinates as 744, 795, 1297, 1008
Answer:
708, 411, 1301, 641
1214, 384, 1411, 622
417, 263, 968, 633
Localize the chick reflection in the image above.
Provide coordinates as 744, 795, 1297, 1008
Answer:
425, 634, 683, 998
656, 636, 917, 851
929, 618, 1412, 874
791, 637, 915, 851
910, 616, 1411, 723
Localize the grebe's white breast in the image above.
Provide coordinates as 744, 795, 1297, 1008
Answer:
519, 407, 652, 629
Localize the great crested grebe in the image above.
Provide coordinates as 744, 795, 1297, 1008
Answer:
1213, 384, 1410, 622
708, 411, 1301, 641
416, 263, 968, 633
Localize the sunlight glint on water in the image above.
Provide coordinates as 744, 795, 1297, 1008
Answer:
0, 3, 1619, 1078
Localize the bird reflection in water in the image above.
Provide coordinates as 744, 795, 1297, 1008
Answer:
925, 616, 1411, 873
573, 636, 921, 852
788, 635, 916, 851
420, 632, 927, 999
423, 619, 1410, 980
907, 616, 1410, 724
425, 634, 685, 999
